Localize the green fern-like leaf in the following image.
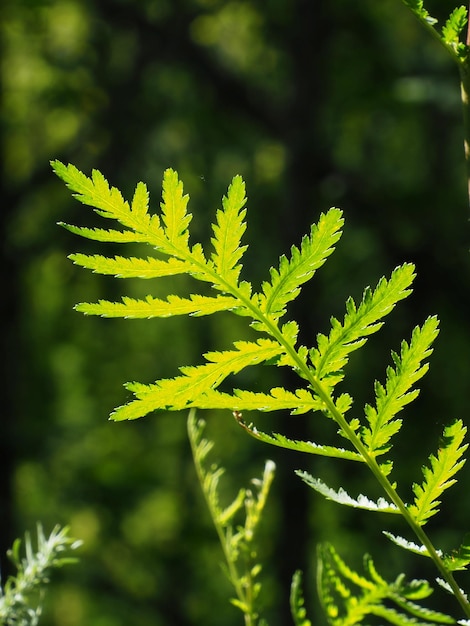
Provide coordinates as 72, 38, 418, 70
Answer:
256, 209, 343, 322
360, 316, 439, 457
69, 253, 193, 279
160, 168, 192, 249
383, 532, 438, 559
210, 175, 248, 287
57, 162, 348, 422
443, 535, 470, 572
309, 264, 415, 392
317, 543, 455, 626
196, 386, 326, 413
296, 474, 399, 514
57, 158, 469, 624
408, 420, 468, 526
442, 6, 468, 59
401, 1, 469, 64
236, 418, 363, 462
75, 293, 239, 318
401, 0, 437, 25
112, 339, 285, 420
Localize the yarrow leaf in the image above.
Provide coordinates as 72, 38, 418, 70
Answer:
194, 387, 325, 413
401, 0, 437, 26
235, 418, 364, 462
57, 162, 350, 422
360, 316, 439, 457
211, 175, 248, 288
317, 543, 455, 626
160, 168, 192, 250
296, 474, 399, 514
442, 535, 470, 572
401, 1, 470, 64
442, 7, 468, 54
309, 264, 415, 392
111, 339, 285, 420
69, 253, 196, 279
383, 532, 437, 558
257, 209, 343, 321
57, 162, 469, 623
75, 293, 239, 318
408, 420, 468, 526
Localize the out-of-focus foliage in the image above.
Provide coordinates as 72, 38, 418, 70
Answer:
1, 0, 470, 625
0, 525, 81, 625
189, 411, 276, 626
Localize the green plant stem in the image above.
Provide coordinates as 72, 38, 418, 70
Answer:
467, 3, 470, 47
460, 43, 470, 209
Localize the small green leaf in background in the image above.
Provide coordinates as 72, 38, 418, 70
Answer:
317, 543, 455, 626
188, 410, 275, 626
0, 525, 81, 625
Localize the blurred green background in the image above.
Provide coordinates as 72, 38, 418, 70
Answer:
2, 0, 470, 624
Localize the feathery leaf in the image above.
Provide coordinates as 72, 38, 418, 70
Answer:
408, 420, 468, 526
442, 7, 468, 60
401, 0, 438, 26
235, 419, 364, 462
160, 168, 192, 250
195, 387, 325, 413
297, 474, 399, 514
309, 264, 415, 391
257, 209, 343, 321
211, 175, 247, 287
52, 161, 167, 246
317, 543, 454, 626
69, 254, 194, 279
75, 293, 239, 318
383, 532, 437, 558
360, 317, 439, 456
111, 339, 285, 420
443, 535, 470, 572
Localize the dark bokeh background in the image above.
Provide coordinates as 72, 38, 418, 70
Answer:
2, 1, 470, 624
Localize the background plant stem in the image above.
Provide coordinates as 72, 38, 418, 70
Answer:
459, 64, 470, 208
460, 6, 470, 209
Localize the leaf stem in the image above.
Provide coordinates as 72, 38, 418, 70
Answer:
460, 57, 470, 210
467, 2, 470, 47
